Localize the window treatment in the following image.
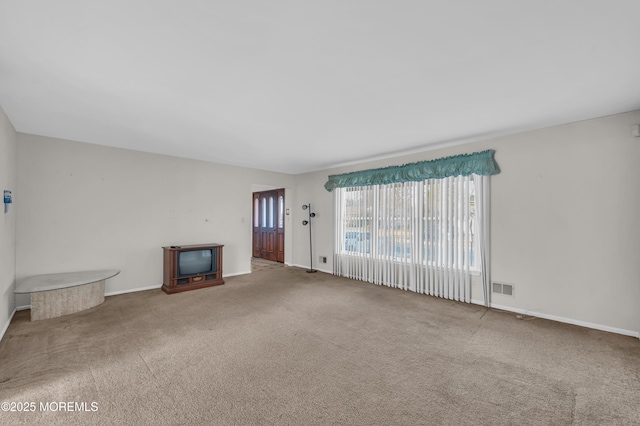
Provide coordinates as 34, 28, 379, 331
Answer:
330, 150, 498, 306
325, 149, 499, 191
476, 174, 491, 307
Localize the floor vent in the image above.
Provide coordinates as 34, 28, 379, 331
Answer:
493, 282, 514, 296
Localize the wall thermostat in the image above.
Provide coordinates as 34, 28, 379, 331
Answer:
3, 190, 12, 213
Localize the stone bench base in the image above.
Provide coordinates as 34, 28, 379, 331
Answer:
30, 280, 106, 321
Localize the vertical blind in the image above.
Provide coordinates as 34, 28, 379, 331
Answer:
334, 174, 490, 304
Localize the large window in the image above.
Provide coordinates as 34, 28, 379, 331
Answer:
336, 177, 477, 269
334, 175, 484, 302
328, 150, 496, 305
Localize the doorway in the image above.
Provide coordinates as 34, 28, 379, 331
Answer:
252, 189, 285, 262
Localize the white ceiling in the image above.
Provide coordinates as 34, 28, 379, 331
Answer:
1, 1, 639, 174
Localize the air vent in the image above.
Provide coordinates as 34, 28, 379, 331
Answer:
493, 282, 514, 296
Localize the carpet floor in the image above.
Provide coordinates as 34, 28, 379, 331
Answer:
1, 260, 639, 425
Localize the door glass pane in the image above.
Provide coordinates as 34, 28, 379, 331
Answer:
268, 196, 274, 228
278, 195, 284, 229
254, 198, 259, 227
261, 197, 267, 227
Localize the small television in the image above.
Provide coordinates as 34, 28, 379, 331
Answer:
178, 249, 216, 277
162, 244, 224, 294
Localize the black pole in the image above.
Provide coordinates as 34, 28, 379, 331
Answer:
303, 203, 317, 273
308, 205, 314, 272
307, 203, 316, 273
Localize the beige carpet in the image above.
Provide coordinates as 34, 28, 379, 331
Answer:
1, 261, 639, 425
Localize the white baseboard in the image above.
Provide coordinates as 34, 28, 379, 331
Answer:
287, 263, 333, 275
490, 303, 639, 339
0, 307, 17, 343
104, 271, 251, 296
224, 270, 251, 278
105, 285, 161, 297
428, 296, 638, 339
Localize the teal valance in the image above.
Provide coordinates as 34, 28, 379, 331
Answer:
324, 149, 500, 191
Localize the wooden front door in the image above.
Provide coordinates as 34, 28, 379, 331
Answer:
252, 189, 285, 262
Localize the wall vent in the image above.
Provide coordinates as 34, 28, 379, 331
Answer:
492, 282, 514, 296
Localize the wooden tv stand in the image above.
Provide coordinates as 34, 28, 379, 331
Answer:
162, 244, 224, 294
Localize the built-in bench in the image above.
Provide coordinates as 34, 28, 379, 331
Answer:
14, 270, 120, 321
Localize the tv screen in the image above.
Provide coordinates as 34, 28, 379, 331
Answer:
178, 249, 214, 276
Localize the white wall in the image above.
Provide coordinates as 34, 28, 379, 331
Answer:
15, 134, 296, 305
290, 175, 332, 273
0, 104, 17, 336
294, 110, 640, 335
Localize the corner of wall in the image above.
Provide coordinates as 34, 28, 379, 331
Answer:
0, 103, 18, 342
